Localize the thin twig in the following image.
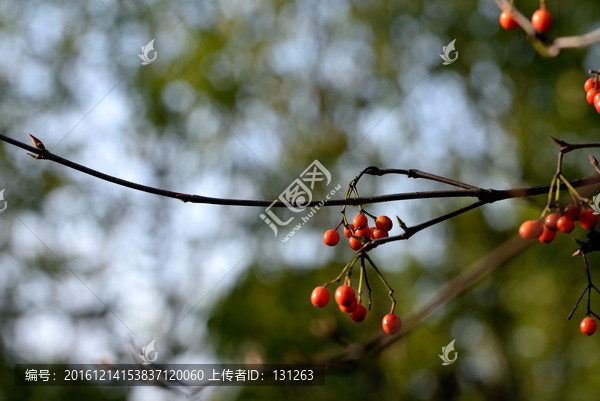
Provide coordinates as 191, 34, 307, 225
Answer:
589, 154, 600, 175
2, 134, 600, 211
361, 167, 479, 190
568, 253, 600, 320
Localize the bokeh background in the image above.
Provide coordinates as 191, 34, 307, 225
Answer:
1, 0, 600, 399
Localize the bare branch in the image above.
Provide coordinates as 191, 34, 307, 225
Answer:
551, 29, 600, 58
2, 133, 600, 211
494, 0, 600, 57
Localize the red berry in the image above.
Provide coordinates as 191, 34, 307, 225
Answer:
587, 89, 599, 105
557, 216, 575, 233
323, 229, 340, 246
580, 209, 599, 231
350, 303, 367, 322
596, 100, 600, 114
581, 317, 597, 336
355, 227, 371, 239
531, 8, 552, 33
373, 229, 389, 239
353, 214, 368, 230
519, 220, 544, 240
335, 285, 356, 307
343, 224, 355, 238
585, 78, 598, 92
382, 313, 402, 335
311, 286, 330, 308
499, 10, 519, 30
339, 297, 357, 313
375, 215, 393, 232
349, 237, 362, 250
538, 226, 556, 244
564, 204, 580, 220
545, 213, 559, 231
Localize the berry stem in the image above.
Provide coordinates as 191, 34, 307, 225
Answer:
363, 210, 377, 220
554, 176, 561, 204
364, 254, 396, 306
328, 255, 359, 286
568, 286, 587, 320
357, 258, 364, 303
590, 154, 600, 175
559, 174, 585, 205
568, 253, 600, 320
541, 174, 558, 218
361, 258, 373, 310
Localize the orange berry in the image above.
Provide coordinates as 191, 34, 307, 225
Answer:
499, 10, 519, 30
587, 89, 599, 105
585, 78, 598, 92
519, 220, 543, 239
564, 204, 580, 220
581, 317, 597, 336
375, 215, 393, 232
353, 214, 368, 229
339, 297, 357, 313
349, 237, 362, 250
350, 303, 367, 322
583, 78, 600, 93
557, 216, 575, 233
382, 313, 402, 335
538, 226, 556, 244
311, 286, 330, 308
355, 227, 371, 239
373, 229, 389, 239
343, 224, 355, 238
544, 213, 559, 231
323, 229, 340, 246
335, 285, 356, 308
579, 209, 599, 231
531, 8, 552, 33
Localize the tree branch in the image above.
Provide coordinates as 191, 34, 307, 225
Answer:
494, 0, 600, 57
2, 134, 600, 211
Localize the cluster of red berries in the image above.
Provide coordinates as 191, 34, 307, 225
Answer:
520, 201, 600, 336
316, 213, 400, 335
584, 74, 600, 114
323, 214, 394, 250
519, 203, 598, 243
310, 281, 402, 335
499, 3, 552, 33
